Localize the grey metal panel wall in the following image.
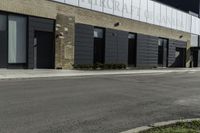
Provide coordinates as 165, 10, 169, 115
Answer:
198, 50, 200, 67
168, 40, 176, 67
136, 34, 158, 67
105, 29, 118, 64
75, 23, 94, 65
105, 29, 128, 64
118, 30, 129, 65
168, 39, 187, 67
173, 40, 187, 48
28, 17, 55, 69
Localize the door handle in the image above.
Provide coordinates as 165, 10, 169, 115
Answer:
34, 38, 37, 47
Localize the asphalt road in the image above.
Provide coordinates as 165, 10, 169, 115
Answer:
0, 72, 200, 133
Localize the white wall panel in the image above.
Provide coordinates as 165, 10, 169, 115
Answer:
186, 14, 192, 32
191, 34, 198, 47
79, 0, 92, 9
113, 0, 123, 16
166, 7, 172, 28
192, 17, 200, 35
191, 16, 197, 34
55, 0, 65, 3
154, 2, 161, 26
181, 13, 187, 32
132, 0, 140, 21
147, 0, 154, 24
196, 18, 199, 35
123, 0, 132, 19
92, 0, 103, 12
171, 9, 177, 30
103, 0, 114, 14
198, 19, 200, 35
160, 5, 167, 27
65, 0, 78, 6
140, 0, 148, 22
176, 11, 183, 31
52, 0, 200, 35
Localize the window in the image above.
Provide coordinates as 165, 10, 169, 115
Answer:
94, 28, 103, 38
8, 15, 27, 64
0, 15, 7, 31
128, 33, 136, 39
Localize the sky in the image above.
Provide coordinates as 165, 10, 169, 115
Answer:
155, 0, 199, 14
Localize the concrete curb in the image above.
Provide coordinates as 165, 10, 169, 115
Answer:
0, 68, 200, 80
120, 118, 200, 133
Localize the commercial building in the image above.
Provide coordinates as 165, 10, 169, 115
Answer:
0, 0, 200, 69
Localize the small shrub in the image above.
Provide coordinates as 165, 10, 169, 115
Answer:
73, 64, 127, 70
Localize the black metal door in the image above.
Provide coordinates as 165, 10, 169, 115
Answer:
35, 31, 54, 69
158, 38, 168, 67
94, 38, 105, 64
193, 49, 198, 67
0, 14, 7, 68
174, 47, 186, 67
128, 34, 136, 66
128, 38, 136, 66
0, 32, 7, 68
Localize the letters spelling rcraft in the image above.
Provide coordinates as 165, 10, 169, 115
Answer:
81, 0, 184, 29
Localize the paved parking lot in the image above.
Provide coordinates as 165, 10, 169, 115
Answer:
0, 71, 200, 133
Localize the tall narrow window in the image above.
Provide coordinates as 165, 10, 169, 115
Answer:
94, 28, 105, 64
8, 15, 27, 64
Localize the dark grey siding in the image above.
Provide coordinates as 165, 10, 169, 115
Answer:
75, 23, 94, 65
0, 14, 7, 68
168, 39, 187, 67
118, 31, 129, 65
173, 40, 187, 48
168, 40, 176, 67
0, 31, 7, 68
198, 50, 200, 67
105, 29, 128, 64
136, 34, 158, 67
28, 17, 55, 69
105, 29, 117, 64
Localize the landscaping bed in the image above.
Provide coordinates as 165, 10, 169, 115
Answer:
141, 121, 200, 133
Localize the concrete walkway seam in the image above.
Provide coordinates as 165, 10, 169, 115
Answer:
120, 118, 200, 133
0, 68, 200, 80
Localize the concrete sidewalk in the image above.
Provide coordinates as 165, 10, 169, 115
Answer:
0, 68, 200, 80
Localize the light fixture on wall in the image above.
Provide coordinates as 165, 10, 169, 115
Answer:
179, 35, 183, 39
56, 32, 64, 39
114, 22, 121, 27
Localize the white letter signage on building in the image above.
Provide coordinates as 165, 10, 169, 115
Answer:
53, 0, 200, 35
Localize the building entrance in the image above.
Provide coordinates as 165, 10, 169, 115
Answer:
34, 31, 54, 69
